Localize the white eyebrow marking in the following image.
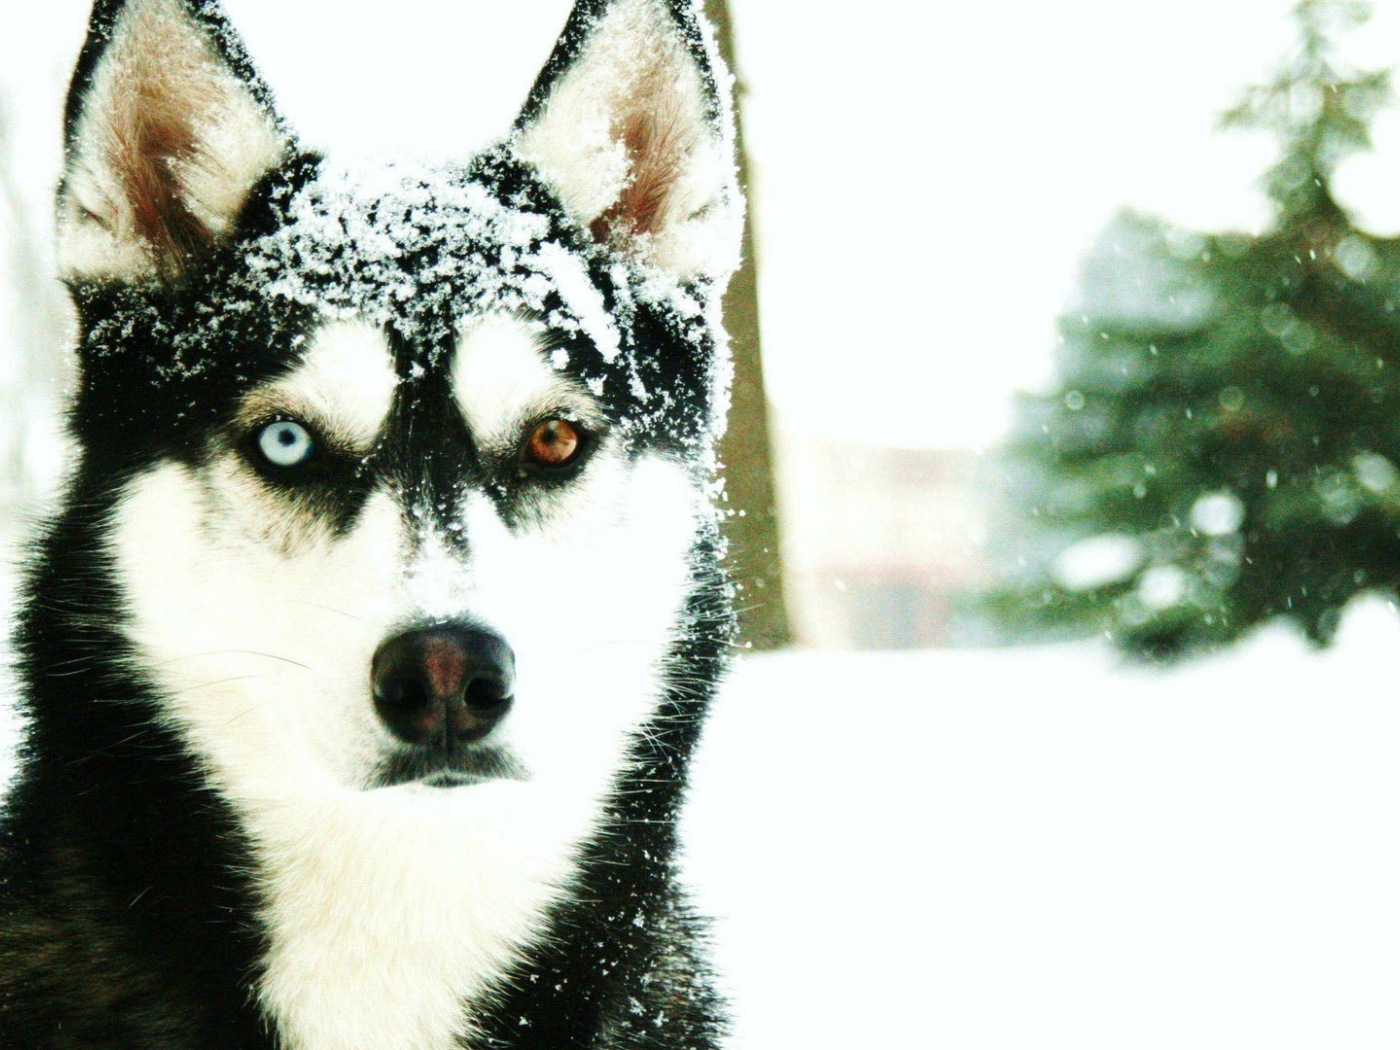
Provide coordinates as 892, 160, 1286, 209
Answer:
452, 315, 584, 448
245, 321, 398, 451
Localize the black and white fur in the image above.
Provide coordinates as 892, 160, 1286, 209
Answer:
0, 1, 742, 1046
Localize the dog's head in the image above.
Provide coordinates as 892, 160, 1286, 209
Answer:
52, 0, 739, 805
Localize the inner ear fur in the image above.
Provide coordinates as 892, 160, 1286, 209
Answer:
57, 0, 288, 285
513, 0, 741, 282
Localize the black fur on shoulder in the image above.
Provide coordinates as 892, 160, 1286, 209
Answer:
0, 474, 274, 1048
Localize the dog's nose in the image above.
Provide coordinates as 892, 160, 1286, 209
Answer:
371, 625, 514, 747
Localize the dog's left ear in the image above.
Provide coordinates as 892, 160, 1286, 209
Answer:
57, 0, 289, 286
514, 0, 741, 282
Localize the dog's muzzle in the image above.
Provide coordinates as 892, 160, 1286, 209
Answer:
371, 624, 514, 748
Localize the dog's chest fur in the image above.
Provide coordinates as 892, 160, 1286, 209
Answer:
250, 787, 586, 1050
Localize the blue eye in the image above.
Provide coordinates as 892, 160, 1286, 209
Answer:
257, 420, 315, 468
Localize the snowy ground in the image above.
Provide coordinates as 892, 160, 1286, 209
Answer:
4, 550, 1400, 1047
686, 616, 1400, 1049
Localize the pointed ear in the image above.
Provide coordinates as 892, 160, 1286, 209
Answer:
513, 0, 742, 282
57, 0, 290, 285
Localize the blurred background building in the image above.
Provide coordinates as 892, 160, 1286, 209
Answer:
775, 434, 986, 648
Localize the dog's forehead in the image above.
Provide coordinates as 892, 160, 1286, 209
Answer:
244, 159, 620, 356
176, 155, 723, 460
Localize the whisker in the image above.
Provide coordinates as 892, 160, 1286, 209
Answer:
217, 695, 284, 729
285, 600, 366, 624
159, 650, 312, 671
175, 674, 264, 695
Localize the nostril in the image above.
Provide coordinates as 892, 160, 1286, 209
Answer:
464, 676, 510, 711
372, 669, 439, 745
376, 675, 430, 712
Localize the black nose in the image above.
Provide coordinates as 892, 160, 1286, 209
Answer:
371, 625, 514, 747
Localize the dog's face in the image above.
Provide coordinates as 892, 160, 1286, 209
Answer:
55, 0, 740, 806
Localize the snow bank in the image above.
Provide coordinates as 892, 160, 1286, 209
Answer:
684, 603, 1400, 1048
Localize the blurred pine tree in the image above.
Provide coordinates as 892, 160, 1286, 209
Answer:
990, 0, 1400, 657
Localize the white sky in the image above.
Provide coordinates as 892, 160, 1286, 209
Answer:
758, 0, 1400, 447
740, 0, 1400, 447
8, 1, 1400, 447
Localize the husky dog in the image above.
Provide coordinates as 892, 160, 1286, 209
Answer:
0, 0, 742, 1046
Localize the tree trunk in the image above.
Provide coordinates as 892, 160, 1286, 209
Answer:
705, 0, 792, 650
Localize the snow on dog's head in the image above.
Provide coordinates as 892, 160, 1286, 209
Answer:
60, 0, 740, 808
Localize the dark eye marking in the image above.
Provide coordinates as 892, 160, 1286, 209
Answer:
235, 415, 376, 536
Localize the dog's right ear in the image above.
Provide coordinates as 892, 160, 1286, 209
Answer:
57, 0, 289, 286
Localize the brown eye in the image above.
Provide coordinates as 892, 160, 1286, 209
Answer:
523, 419, 584, 470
